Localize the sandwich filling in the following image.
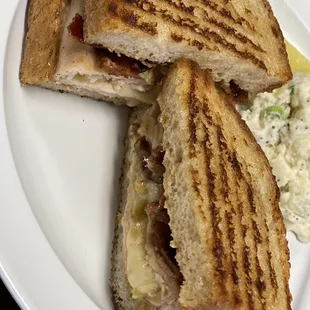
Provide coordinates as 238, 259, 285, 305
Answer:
124, 104, 181, 306
67, 13, 149, 79
240, 74, 310, 242
55, 0, 156, 105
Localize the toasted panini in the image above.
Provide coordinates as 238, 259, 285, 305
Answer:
158, 59, 291, 309
19, 0, 155, 105
83, 0, 292, 93
111, 59, 291, 309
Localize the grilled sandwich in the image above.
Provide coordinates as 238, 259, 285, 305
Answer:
19, 0, 156, 106
83, 0, 292, 93
111, 59, 291, 309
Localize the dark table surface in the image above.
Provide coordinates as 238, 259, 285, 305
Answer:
0, 278, 20, 309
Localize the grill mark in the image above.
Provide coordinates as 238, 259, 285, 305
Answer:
187, 62, 199, 158
199, 0, 255, 31
171, 34, 205, 51
119, 8, 158, 35
200, 104, 227, 293
247, 187, 263, 245
267, 249, 278, 290
251, 220, 262, 243
193, 39, 204, 50
239, 210, 255, 310
242, 244, 255, 310
160, 0, 263, 52
225, 210, 242, 305
201, 102, 214, 126
166, 0, 195, 15
263, 221, 278, 296
204, 140, 227, 290
254, 243, 267, 305
247, 186, 256, 214
205, 17, 264, 52
191, 169, 203, 199
228, 152, 254, 309
171, 33, 184, 42
217, 127, 237, 292
119, 0, 266, 70
217, 127, 229, 201
197, 204, 208, 223
217, 127, 243, 305
188, 64, 199, 158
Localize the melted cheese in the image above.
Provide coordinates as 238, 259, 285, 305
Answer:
125, 104, 175, 305
126, 223, 159, 299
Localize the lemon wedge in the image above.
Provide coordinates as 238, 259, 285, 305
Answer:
285, 40, 310, 73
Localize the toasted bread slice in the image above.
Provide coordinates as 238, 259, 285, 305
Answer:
19, 0, 155, 106
19, 0, 67, 86
83, 0, 292, 93
157, 59, 291, 309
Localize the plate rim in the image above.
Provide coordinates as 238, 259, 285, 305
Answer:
0, 1, 99, 310
0, 0, 310, 310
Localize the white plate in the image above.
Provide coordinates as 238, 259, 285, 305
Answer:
0, 1, 310, 309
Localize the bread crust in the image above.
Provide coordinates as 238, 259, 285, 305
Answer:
19, 0, 69, 85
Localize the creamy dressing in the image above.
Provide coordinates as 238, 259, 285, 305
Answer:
240, 74, 310, 242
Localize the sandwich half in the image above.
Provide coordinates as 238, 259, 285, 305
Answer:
83, 0, 292, 93
111, 59, 291, 309
19, 0, 156, 106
